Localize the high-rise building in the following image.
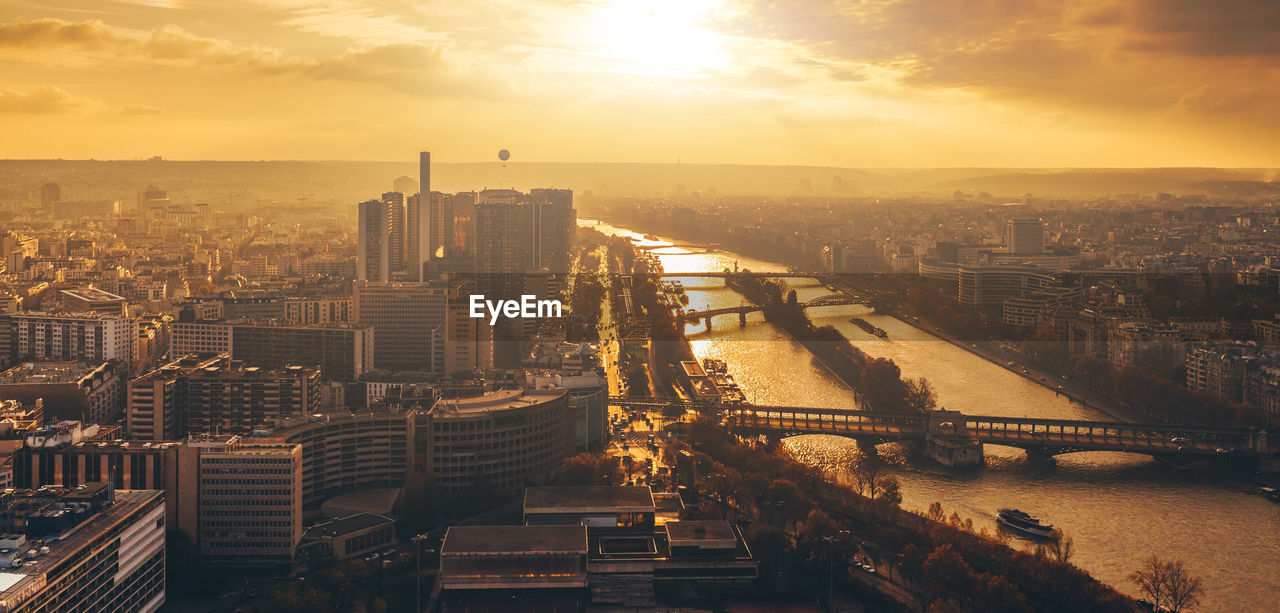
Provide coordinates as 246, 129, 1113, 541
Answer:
169, 320, 374, 381
528, 188, 575, 273
0, 485, 166, 613
445, 284, 494, 374
357, 199, 391, 282
382, 191, 406, 273
353, 281, 448, 372
473, 201, 529, 298
1007, 218, 1046, 255
39, 182, 60, 208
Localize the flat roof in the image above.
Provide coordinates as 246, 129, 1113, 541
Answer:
433, 388, 566, 416
0, 362, 108, 385
442, 525, 587, 555
305, 513, 394, 539
665, 520, 737, 546
0, 490, 162, 607
524, 486, 655, 514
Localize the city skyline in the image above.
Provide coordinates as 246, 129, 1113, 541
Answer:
3, 1, 1280, 167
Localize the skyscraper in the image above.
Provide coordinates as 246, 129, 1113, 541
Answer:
382, 191, 406, 273
40, 182, 60, 208
406, 151, 434, 281
353, 281, 448, 373
358, 199, 390, 282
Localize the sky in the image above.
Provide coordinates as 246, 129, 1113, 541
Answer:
2, 0, 1279, 167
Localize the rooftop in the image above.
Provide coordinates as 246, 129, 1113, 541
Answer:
59, 288, 125, 303
0, 490, 162, 609
0, 362, 109, 385
524, 486, 656, 514
442, 525, 587, 555
433, 388, 566, 416
304, 513, 394, 539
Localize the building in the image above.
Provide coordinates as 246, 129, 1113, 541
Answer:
524, 371, 607, 452
957, 265, 1057, 307
0, 486, 166, 613
284, 297, 351, 325
127, 354, 320, 441
1185, 342, 1256, 402
170, 320, 374, 381
357, 199, 391, 282
269, 408, 417, 506
59, 288, 127, 315
417, 388, 573, 490
297, 513, 396, 562
1007, 218, 1046, 255
444, 284, 494, 374
382, 191, 406, 274
1108, 321, 1184, 372
442, 486, 755, 610
182, 435, 303, 565
6, 312, 133, 364
39, 183, 59, 208
353, 281, 448, 373
0, 361, 123, 425
51, 200, 121, 219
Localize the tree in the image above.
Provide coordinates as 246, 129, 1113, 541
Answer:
873, 475, 903, 519
850, 443, 887, 499
905, 377, 938, 412
861, 358, 908, 411
624, 365, 650, 396
1129, 556, 1203, 612
1046, 529, 1074, 564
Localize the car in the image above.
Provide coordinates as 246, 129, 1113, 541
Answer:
1170, 437, 1190, 446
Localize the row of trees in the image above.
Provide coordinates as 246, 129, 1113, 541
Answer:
678, 416, 1137, 613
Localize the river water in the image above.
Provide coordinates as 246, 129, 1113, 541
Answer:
583, 219, 1280, 611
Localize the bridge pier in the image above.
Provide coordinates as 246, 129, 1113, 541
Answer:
922, 436, 983, 468
1023, 447, 1058, 466
738, 311, 747, 327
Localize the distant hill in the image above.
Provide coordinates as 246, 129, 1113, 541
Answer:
0, 159, 1275, 207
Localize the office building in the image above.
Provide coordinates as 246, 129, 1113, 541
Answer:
357, 199, 391, 282
127, 354, 320, 441
59, 288, 127, 315
269, 409, 417, 506
0, 485, 166, 613
39, 183, 60, 208
182, 435, 303, 565
283, 297, 351, 325
297, 513, 397, 563
416, 388, 572, 490
445, 284, 494, 374
353, 281, 447, 373
382, 191, 406, 274
170, 321, 374, 381
1007, 218, 1046, 255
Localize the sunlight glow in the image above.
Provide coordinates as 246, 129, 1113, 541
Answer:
588, 0, 731, 78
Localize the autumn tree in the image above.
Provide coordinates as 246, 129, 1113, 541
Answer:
1129, 556, 1204, 613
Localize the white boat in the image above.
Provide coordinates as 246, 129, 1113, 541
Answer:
996, 508, 1054, 539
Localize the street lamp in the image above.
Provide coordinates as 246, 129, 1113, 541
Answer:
411, 533, 429, 613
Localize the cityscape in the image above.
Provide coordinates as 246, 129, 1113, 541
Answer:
3, 2, 1280, 613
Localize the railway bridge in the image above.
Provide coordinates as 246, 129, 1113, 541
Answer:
675, 293, 863, 330
608, 396, 1274, 467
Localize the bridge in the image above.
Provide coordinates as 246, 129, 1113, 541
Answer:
607, 396, 1274, 465
676, 294, 863, 330
657, 271, 816, 279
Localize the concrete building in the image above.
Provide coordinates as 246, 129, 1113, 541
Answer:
269, 409, 417, 506
0, 361, 123, 425
182, 435, 303, 566
357, 199, 391, 283
957, 265, 1057, 307
0, 486, 166, 613
445, 284, 494, 374
59, 287, 127, 315
353, 281, 448, 373
170, 320, 374, 381
297, 513, 396, 563
1108, 321, 1184, 372
284, 297, 351, 325
1007, 218, 1046, 254
416, 388, 573, 490
6, 312, 132, 364
1185, 342, 1257, 402
127, 354, 321, 441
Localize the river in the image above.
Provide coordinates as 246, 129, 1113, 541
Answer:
583, 219, 1280, 611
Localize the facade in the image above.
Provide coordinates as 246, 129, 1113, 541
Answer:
284, 297, 351, 325
1006, 218, 1046, 254
1108, 321, 1184, 371
182, 436, 303, 565
1185, 342, 1255, 402
444, 284, 494, 374
0, 487, 166, 613
353, 281, 448, 373
297, 513, 396, 562
128, 354, 320, 441
270, 409, 417, 506
171, 321, 374, 381
957, 265, 1057, 306
7, 312, 132, 363
416, 388, 573, 490
357, 199, 391, 282
60, 288, 127, 315
0, 361, 123, 425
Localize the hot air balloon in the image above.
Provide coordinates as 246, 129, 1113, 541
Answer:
498, 149, 510, 162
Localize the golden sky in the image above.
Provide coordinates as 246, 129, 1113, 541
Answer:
2, 0, 1279, 167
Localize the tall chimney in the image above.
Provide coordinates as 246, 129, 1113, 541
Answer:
419, 151, 430, 195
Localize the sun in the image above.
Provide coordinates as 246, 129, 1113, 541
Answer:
588, 0, 730, 78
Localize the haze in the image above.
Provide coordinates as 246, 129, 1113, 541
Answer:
3, 0, 1280, 167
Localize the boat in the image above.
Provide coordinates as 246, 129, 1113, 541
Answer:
849, 317, 889, 338
1261, 486, 1280, 502
996, 508, 1054, 539
643, 234, 661, 241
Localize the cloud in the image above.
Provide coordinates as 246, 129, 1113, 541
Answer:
120, 103, 165, 115
0, 17, 127, 48
0, 85, 94, 114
